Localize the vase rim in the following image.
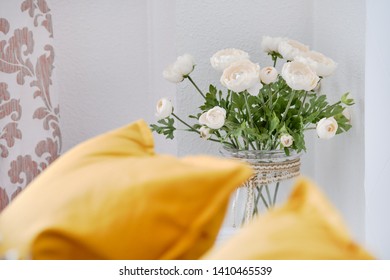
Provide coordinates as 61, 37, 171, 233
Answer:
219, 145, 301, 161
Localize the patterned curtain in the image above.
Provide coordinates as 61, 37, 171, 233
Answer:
0, 0, 61, 211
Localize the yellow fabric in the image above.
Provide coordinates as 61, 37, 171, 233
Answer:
0, 120, 252, 260
203, 177, 374, 260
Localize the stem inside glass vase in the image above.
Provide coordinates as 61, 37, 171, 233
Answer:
220, 146, 301, 227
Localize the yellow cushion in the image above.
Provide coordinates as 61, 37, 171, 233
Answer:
0, 120, 252, 260
203, 177, 374, 260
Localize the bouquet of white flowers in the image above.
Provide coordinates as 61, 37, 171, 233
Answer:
151, 36, 354, 155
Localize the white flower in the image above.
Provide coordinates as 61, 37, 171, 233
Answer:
261, 36, 286, 53
162, 64, 184, 83
294, 50, 337, 77
259, 66, 278, 84
162, 54, 195, 83
155, 98, 173, 120
278, 39, 309, 61
199, 106, 226, 129
173, 54, 195, 76
342, 107, 352, 124
199, 126, 211, 139
210, 48, 250, 72
281, 61, 320, 91
220, 60, 261, 93
316, 117, 338, 139
280, 134, 294, 147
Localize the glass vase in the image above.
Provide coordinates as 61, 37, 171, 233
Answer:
220, 146, 301, 227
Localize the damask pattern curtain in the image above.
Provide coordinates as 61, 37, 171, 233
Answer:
0, 0, 61, 211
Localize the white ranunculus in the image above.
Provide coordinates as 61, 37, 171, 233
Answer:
261, 36, 286, 53
294, 50, 337, 77
259, 66, 278, 84
199, 126, 211, 140
173, 54, 195, 76
316, 117, 338, 139
280, 134, 294, 147
155, 98, 173, 120
162, 54, 195, 83
210, 48, 250, 72
199, 106, 226, 129
162, 64, 184, 83
278, 39, 309, 61
220, 60, 260, 93
281, 61, 320, 91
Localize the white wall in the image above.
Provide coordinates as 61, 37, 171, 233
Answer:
365, 0, 390, 259
312, 0, 366, 243
52, 0, 177, 154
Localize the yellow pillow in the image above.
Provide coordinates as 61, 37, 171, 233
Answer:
0, 120, 252, 260
203, 177, 374, 260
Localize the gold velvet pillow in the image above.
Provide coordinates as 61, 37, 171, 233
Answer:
0, 120, 252, 260
203, 178, 374, 260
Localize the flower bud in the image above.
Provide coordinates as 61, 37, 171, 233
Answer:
155, 98, 173, 120
316, 117, 338, 139
280, 134, 294, 147
260, 66, 278, 84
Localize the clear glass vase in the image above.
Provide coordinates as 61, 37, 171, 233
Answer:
220, 146, 301, 227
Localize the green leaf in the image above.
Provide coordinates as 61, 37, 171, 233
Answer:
231, 92, 245, 109
209, 84, 217, 95
269, 112, 280, 133
150, 117, 176, 139
188, 114, 201, 119
334, 114, 352, 134
290, 130, 306, 152
279, 124, 288, 134
199, 84, 219, 111
341, 92, 355, 106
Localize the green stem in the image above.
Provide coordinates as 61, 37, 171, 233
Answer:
172, 113, 198, 133
254, 185, 269, 211
235, 136, 244, 150
172, 113, 234, 147
243, 93, 258, 150
271, 53, 278, 67
268, 88, 273, 110
258, 90, 266, 105
243, 137, 249, 150
259, 191, 269, 210
271, 135, 279, 150
229, 136, 239, 149
281, 90, 296, 124
253, 186, 261, 215
244, 92, 255, 127
187, 75, 206, 99
298, 91, 308, 116
215, 130, 235, 148
208, 138, 233, 146
273, 182, 280, 205
265, 185, 272, 206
